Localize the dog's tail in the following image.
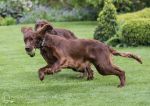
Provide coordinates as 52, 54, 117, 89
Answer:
108, 46, 142, 64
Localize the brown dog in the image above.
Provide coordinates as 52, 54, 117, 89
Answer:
35, 24, 142, 87
21, 26, 93, 80
34, 20, 93, 79
35, 20, 77, 39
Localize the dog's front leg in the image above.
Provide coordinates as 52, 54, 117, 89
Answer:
47, 60, 63, 74
38, 65, 52, 81
45, 57, 67, 74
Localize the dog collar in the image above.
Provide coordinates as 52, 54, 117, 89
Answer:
41, 38, 46, 47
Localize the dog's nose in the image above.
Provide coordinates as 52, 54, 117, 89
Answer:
25, 48, 31, 52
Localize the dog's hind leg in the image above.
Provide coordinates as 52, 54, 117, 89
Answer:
91, 50, 126, 87
71, 66, 94, 80
85, 67, 94, 80
113, 65, 126, 87
94, 64, 125, 87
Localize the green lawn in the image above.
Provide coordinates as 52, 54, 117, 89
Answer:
0, 22, 150, 106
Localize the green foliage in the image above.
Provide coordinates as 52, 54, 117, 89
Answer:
0, 17, 16, 26
106, 36, 121, 46
31, 0, 150, 13
122, 19, 150, 46
94, 0, 117, 42
107, 8, 150, 47
118, 8, 150, 22
113, 0, 132, 12
113, 0, 150, 13
19, 6, 97, 23
77, 0, 147, 13
130, 0, 150, 11
106, 20, 128, 47
0, 0, 31, 19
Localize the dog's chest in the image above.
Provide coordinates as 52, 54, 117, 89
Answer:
40, 47, 57, 63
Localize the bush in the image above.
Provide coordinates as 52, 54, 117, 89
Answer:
94, 0, 117, 42
105, 21, 127, 47
122, 19, 150, 46
117, 8, 150, 22
0, 0, 32, 20
107, 8, 150, 47
0, 17, 16, 26
113, 0, 132, 13
19, 5, 97, 23
19, 5, 49, 24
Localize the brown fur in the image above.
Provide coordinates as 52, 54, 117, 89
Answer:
35, 20, 77, 39
21, 20, 94, 80
34, 20, 93, 80
36, 24, 142, 87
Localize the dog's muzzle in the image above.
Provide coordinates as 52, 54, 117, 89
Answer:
26, 49, 35, 57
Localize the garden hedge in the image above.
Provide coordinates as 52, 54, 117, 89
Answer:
117, 8, 150, 22
122, 19, 150, 46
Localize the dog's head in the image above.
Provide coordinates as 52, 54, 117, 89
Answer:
35, 20, 53, 32
21, 27, 36, 57
21, 24, 52, 57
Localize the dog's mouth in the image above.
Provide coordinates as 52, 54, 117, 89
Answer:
29, 53, 35, 57
26, 49, 35, 57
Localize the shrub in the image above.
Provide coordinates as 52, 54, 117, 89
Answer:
107, 8, 150, 47
0, 17, 16, 26
117, 8, 150, 22
19, 5, 97, 23
106, 21, 127, 47
106, 36, 122, 46
113, 0, 132, 13
19, 5, 49, 24
94, 0, 117, 42
122, 19, 150, 46
0, 0, 32, 20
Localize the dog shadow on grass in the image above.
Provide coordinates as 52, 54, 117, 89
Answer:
45, 72, 87, 81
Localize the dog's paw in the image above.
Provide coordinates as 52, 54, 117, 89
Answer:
38, 70, 45, 81
77, 73, 84, 78
46, 68, 54, 75
117, 84, 125, 88
87, 76, 94, 80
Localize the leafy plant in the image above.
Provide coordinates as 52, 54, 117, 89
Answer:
19, 5, 97, 23
0, 0, 32, 21
122, 19, 150, 46
117, 8, 150, 23
0, 17, 16, 26
94, 0, 117, 42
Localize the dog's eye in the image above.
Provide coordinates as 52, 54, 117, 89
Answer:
24, 38, 27, 42
40, 24, 44, 27
28, 37, 33, 41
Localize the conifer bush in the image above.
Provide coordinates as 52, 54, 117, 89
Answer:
94, 0, 117, 42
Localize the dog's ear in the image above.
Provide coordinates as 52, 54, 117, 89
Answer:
21, 27, 27, 33
35, 24, 53, 37
35, 19, 53, 31
21, 27, 33, 33
40, 23, 53, 31
47, 23, 53, 31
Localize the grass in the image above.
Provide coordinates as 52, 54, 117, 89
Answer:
0, 21, 150, 106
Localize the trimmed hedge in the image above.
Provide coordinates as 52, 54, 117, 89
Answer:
122, 19, 150, 46
117, 8, 150, 22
